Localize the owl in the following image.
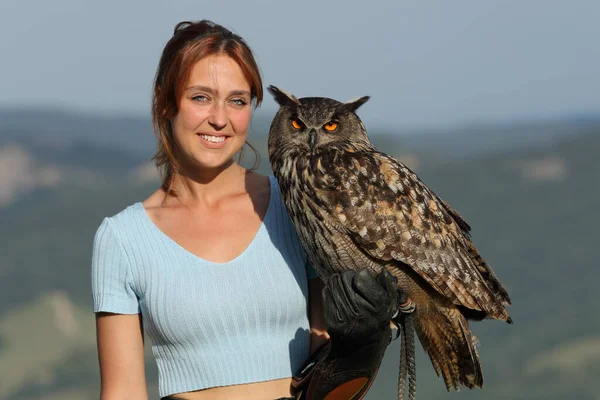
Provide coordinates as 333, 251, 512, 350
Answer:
267, 86, 512, 399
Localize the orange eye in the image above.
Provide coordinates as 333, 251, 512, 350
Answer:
324, 121, 338, 131
291, 119, 302, 129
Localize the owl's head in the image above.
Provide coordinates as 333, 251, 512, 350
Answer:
267, 85, 371, 153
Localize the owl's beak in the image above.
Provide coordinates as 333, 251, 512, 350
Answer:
308, 129, 317, 152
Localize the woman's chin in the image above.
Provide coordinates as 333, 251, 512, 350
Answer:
190, 156, 237, 172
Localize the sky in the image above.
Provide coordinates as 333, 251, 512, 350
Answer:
1, 0, 599, 130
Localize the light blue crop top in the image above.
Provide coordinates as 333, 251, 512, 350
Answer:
91, 176, 318, 397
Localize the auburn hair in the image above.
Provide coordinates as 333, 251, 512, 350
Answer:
151, 20, 263, 195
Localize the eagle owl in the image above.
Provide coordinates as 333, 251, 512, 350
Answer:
267, 86, 512, 398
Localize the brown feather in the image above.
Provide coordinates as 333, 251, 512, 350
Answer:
304, 142, 510, 321
267, 94, 512, 393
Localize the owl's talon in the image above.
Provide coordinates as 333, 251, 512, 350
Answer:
398, 298, 416, 314
389, 320, 401, 342
389, 299, 415, 342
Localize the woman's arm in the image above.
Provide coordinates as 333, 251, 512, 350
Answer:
308, 278, 330, 353
96, 312, 148, 400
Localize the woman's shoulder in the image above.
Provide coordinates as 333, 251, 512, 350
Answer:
262, 173, 285, 197
140, 186, 168, 211
94, 201, 146, 242
107, 202, 144, 223
264, 175, 298, 231
265, 175, 285, 209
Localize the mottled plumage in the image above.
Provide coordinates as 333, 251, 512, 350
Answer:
267, 86, 512, 396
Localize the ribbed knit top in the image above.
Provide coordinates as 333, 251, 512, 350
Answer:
91, 176, 317, 397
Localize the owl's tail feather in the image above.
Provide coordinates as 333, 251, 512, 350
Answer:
398, 314, 417, 400
413, 304, 483, 391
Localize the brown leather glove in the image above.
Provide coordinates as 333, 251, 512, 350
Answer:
293, 268, 404, 400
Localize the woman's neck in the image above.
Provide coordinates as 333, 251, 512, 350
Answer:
168, 161, 248, 206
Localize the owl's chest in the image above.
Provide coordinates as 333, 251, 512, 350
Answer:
283, 183, 377, 277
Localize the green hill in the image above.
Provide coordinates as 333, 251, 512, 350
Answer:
0, 127, 598, 399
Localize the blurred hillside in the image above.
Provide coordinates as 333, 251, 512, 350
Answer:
0, 109, 599, 399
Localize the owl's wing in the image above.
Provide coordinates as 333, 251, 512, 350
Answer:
311, 146, 510, 318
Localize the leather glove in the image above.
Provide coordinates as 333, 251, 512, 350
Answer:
324, 268, 399, 350
293, 268, 403, 400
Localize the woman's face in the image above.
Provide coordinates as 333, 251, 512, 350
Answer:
171, 54, 252, 173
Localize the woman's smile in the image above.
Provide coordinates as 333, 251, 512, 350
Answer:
197, 133, 231, 149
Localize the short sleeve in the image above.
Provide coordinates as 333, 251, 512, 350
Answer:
91, 218, 140, 314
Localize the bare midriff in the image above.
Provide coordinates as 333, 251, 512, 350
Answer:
167, 377, 294, 400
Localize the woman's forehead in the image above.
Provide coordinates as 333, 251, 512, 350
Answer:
187, 55, 251, 93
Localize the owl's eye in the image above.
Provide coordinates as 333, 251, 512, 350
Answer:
291, 119, 303, 130
323, 121, 338, 132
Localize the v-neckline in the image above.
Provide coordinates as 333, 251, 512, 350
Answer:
136, 176, 276, 265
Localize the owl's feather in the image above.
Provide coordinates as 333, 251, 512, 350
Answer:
306, 142, 511, 320
267, 88, 512, 394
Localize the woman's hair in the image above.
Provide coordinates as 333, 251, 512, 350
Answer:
151, 20, 263, 195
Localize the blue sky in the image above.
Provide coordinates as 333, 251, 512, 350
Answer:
1, 0, 599, 129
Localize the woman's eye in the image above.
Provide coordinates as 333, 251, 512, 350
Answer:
231, 98, 248, 106
192, 94, 208, 102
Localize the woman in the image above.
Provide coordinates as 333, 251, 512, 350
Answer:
92, 20, 328, 400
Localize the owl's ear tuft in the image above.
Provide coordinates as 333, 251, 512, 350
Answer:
343, 96, 370, 113
268, 85, 301, 109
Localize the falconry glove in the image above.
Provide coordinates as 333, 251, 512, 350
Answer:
293, 268, 409, 400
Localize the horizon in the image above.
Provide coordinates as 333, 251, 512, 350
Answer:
2, 103, 600, 135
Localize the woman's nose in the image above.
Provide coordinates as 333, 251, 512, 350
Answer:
208, 102, 227, 130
